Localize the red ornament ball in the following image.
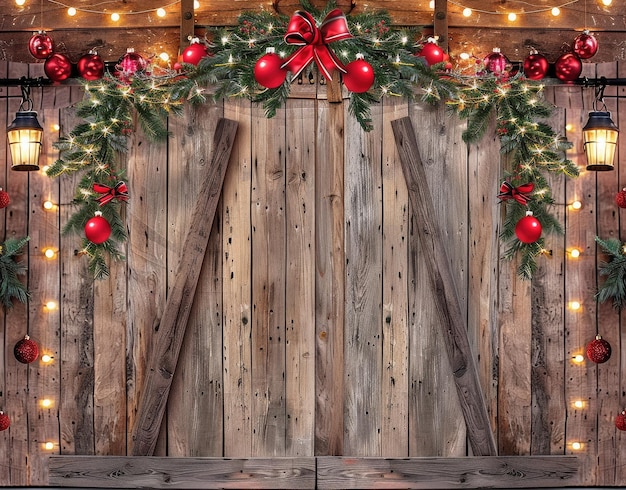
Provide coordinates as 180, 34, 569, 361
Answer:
0, 411, 10, 431
85, 213, 112, 244
0, 187, 10, 209
616, 411, 626, 431
116, 49, 147, 78
182, 40, 209, 66
615, 188, 626, 208
343, 58, 375, 93
44, 53, 73, 82
484, 48, 510, 75
14, 335, 39, 364
523, 52, 549, 80
254, 51, 287, 89
77, 51, 104, 81
28, 31, 54, 59
418, 40, 445, 66
586, 335, 611, 363
555, 52, 582, 82
515, 212, 542, 244
573, 31, 599, 59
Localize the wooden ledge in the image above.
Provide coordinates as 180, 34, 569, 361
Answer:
48, 455, 578, 489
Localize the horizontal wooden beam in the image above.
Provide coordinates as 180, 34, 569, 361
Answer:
48, 456, 578, 489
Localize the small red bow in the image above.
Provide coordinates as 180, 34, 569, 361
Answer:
93, 181, 129, 206
498, 181, 534, 205
281, 9, 353, 80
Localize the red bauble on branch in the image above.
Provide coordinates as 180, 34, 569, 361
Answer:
417, 37, 445, 66
116, 48, 148, 80
523, 49, 549, 80
0, 411, 10, 431
0, 187, 10, 209
484, 47, 510, 75
573, 30, 598, 59
554, 52, 582, 82
343, 54, 374, 93
28, 31, 54, 59
182, 38, 209, 66
85, 211, 111, 244
586, 334, 611, 363
616, 410, 626, 431
254, 48, 287, 89
44, 53, 73, 82
14, 335, 39, 364
615, 188, 626, 208
515, 211, 542, 244
77, 50, 104, 81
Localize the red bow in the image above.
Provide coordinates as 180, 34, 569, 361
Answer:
93, 181, 129, 206
498, 181, 534, 206
281, 9, 353, 80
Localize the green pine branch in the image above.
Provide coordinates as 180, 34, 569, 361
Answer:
0, 236, 30, 310
596, 236, 626, 309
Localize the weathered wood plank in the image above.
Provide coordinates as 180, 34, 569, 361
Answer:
314, 98, 345, 456
285, 97, 316, 456
391, 116, 497, 457
344, 99, 383, 456
130, 118, 238, 456
316, 456, 579, 489
48, 456, 316, 489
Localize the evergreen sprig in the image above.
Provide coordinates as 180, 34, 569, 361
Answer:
595, 236, 626, 309
0, 236, 30, 310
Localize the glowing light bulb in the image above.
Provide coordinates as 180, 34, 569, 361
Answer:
569, 301, 581, 310
565, 123, 573, 131
573, 400, 584, 409
507, 12, 517, 21
571, 200, 582, 210
111, 12, 120, 22
551, 7, 560, 16
45, 301, 57, 310
429, 0, 435, 8
571, 441, 582, 450
459, 52, 470, 60
68, 7, 76, 16
570, 248, 581, 258
44, 442, 55, 450
43, 248, 56, 259
573, 354, 585, 363
41, 354, 53, 363
159, 52, 170, 62
43, 200, 56, 211
194, 0, 200, 8
157, 8, 166, 17
462, 7, 472, 17
15, 0, 25, 5
41, 399, 53, 408
602, 0, 612, 5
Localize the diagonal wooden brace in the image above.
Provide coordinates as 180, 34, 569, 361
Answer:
391, 117, 497, 456
131, 118, 238, 456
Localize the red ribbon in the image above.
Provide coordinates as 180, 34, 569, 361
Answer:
93, 181, 129, 206
498, 181, 534, 206
281, 9, 353, 80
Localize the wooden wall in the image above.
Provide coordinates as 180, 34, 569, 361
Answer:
1, 60, 626, 487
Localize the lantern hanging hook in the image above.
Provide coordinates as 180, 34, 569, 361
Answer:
18, 84, 34, 112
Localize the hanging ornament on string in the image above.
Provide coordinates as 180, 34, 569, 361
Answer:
115, 48, 148, 81
28, 31, 54, 59
44, 53, 73, 82
573, 30, 598, 59
85, 211, 111, 244
615, 187, 626, 208
14, 335, 39, 364
77, 50, 104, 81
554, 52, 582, 82
523, 48, 549, 80
483, 47, 510, 75
182, 37, 209, 66
515, 211, 542, 243
616, 410, 626, 431
417, 37, 445, 66
0, 187, 10, 209
0, 411, 9, 431
343, 53, 375, 93
586, 334, 611, 363
254, 47, 287, 89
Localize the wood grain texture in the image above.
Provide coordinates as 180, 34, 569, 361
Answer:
392, 116, 497, 457
130, 118, 238, 456
49, 456, 316, 489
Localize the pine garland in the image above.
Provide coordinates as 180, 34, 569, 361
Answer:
595, 236, 626, 309
0, 236, 30, 310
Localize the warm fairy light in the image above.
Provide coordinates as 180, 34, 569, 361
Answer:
67, 6, 76, 16
41, 165, 50, 173
41, 398, 53, 408
565, 123, 573, 131
43, 200, 56, 211
551, 7, 560, 16
159, 52, 170, 62
194, 0, 200, 8
573, 354, 585, 363
570, 248, 581, 258
571, 441, 583, 450
41, 354, 53, 363
459, 52, 470, 60
573, 400, 584, 409
52, 123, 60, 131
111, 12, 120, 21
570, 200, 582, 210
602, 0, 612, 5
507, 12, 517, 21
15, 0, 25, 5
44, 442, 55, 450
45, 301, 58, 310
462, 7, 472, 17
569, 301, 581, 310
43, 248, 56, 259
157, 8, 166, 17
429, 0, 435, 8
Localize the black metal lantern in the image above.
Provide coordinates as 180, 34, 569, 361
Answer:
583, 111, 619, 171
7, 86, 43, 171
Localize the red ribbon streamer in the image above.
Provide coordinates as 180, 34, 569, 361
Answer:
281, 9, 353, 80
498, 181, 534, 206
93, 181, 129, 206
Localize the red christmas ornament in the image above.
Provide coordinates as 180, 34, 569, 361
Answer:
515, 211, 542, 244
523, 49, 549, 80
418, 38, 445, 66
14, 335, 39, 364
586, 334, 611, 363
77, 50, 104, 81
615, 410, 626, 431
343, 55, 374, 93
28, 31, 54, 59
484, 48, 510, 75
615, 188, 626, 208
254, 49, 287, 89
0, 187, 10, 209
573, 30, 599, 60
182, 38, 209, 66
0, 411, 10, 431
116, 48, 148, 79
44, 53, 73, 82
554, 52, 582, 82
85, 211, 111, 244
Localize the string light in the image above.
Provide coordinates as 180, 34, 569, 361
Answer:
43, 248, 57, 259
571, 441, 583, 450
448, 0, 603, 18
194, 0, 200, 8
573, 400, 585, 409
15, 0, 25, 5
42, 200, 57, 211
551, 7, 561, 15
569, 248, 582, 258
507, 12, 517, 21
570, 200, 582, 210
602, 0, 612, 5
157, 8, 166, 17
572, 354, 585, 363
67, 6, 75, 15
44, 442, 55, 450
41, 354, 53, 363
41, 398, 53, 408
569, 300, 582, 310
47, 0, 179, 17
110, 12, 120, 21
45, 300, 58, 310
462, 7, 472, 17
